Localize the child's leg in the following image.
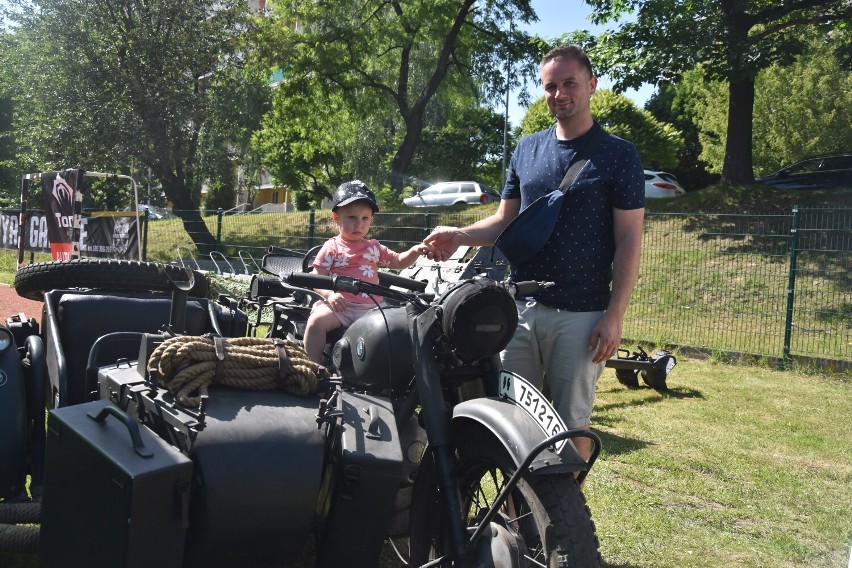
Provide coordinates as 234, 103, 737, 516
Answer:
304, 303, 342, 363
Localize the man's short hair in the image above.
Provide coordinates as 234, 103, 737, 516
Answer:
541, 44, 594, 78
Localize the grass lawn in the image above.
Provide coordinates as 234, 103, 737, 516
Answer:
586, 356, 851, 567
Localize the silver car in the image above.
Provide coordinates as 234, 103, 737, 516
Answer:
403, 181, 501, 207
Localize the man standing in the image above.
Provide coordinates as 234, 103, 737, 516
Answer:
423, 44, 645, 462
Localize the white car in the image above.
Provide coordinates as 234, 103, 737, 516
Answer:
403, 181, 501, 207
644, 170, 686, 198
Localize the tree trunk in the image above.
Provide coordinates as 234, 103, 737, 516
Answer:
160, 175, 217, 254
390, 113, 425, 192
720, 77, 756, 185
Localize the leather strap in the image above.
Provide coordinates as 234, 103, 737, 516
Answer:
558, 125, 607, 193
272, 338, 292, 388
213, 336, 226, 383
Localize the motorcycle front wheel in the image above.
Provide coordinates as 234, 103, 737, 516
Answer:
409, 425, 601, 567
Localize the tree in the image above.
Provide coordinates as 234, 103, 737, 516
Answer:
408, 106, 509, 190
662, 33, 852, 180
520, 90, 683, 171
752, 35, 852, 175
645, 75, 719, 189
254, 0, 542, 193
583, 0, 852, 185
0, 50, 15, 203
251, 73, 356, 205
4, 0, 256, 251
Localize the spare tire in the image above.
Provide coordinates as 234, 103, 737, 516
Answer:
14, 259, 209, 301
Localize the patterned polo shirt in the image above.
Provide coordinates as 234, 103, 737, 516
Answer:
502, 122, 645, 311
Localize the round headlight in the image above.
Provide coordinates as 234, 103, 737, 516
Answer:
439, 279, 518, 363
0, 327, 14, 352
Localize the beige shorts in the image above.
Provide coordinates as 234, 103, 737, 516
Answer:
500, 300, 605, 429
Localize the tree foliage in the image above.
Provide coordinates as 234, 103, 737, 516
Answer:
253, 0, 542, 192
583, 0, 852, 185
251, 73, 359, 206
408, 106, 509, 190
752, 35, 852, 175
3, 0, 257, 250
645, 78, 719, 190
519, 90, 683, 171
663, 33, 852, 179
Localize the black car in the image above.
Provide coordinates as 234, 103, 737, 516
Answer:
756, 153, 852, 189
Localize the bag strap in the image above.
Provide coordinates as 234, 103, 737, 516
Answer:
558, 125, 607, 193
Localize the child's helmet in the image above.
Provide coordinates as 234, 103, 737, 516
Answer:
331, 180, 379, 213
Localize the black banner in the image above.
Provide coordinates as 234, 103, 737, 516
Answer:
41, 170, 83, 260
0, 210, 139, 260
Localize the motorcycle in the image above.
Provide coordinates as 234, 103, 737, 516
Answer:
0, 251, 602, 567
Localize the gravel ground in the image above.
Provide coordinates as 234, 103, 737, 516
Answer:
0, 283, 43, 325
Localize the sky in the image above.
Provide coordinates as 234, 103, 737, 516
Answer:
504, 0, 654, 127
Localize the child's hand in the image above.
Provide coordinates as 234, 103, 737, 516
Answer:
326, 292, 347, 312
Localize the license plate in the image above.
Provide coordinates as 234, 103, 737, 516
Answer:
498, 370, 567, 453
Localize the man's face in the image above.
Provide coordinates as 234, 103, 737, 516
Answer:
541, 56, 597, 122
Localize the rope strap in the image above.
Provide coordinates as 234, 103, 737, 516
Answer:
148, 335, 329, 407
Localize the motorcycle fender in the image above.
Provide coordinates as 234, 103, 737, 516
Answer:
452, 397, 588, 474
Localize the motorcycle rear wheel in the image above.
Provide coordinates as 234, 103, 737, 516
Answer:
409, 425, 601, 567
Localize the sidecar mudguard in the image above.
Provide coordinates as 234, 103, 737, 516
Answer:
452, 397, 588, 473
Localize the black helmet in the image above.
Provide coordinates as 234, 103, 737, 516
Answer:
331, 180, 379, 212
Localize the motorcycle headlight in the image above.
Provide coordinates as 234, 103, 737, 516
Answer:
439, 279, 518, 363
0, 327, 13, 352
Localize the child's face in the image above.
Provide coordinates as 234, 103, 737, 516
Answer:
333, 201, 374, 242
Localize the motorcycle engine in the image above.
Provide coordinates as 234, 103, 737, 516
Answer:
438, 278, 518, 363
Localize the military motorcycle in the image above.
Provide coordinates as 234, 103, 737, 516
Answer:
0, 253, 602, 567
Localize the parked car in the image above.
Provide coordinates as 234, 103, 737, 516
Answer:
644, 170, 686, 199
403, 181, 501, 207
756, 153, 852, 190
125, 204, 170, 219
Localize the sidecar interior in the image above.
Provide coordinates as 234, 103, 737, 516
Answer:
42, 289, 246, 408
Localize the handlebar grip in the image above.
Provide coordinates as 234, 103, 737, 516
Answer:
511, 281, 543, 297
378, 271, 427, 293
286, 272, 364, 295
286, 272, 337, 290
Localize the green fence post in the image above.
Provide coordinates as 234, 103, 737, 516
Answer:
424, 212, 432, 235
216, 209, 223, 252
308, 207, 316, 249
782, 206, 800, 369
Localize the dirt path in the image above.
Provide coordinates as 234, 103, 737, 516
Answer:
0, 283, 44, 325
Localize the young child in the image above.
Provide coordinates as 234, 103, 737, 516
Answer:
303, 180, 426, 363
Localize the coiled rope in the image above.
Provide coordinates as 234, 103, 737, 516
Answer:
148, 335, 329, 407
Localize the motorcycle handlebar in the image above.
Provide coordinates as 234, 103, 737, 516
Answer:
286, 272, 554, 303
285, 272, 419, 305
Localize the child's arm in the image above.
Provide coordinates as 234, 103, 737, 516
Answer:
386, 243, 428, 270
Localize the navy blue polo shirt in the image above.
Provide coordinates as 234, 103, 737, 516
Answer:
501, 122, 645, 311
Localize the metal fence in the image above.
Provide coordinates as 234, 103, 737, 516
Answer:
627, 208, 852, 366
16, 205, 846, 365
136, 205, 852, 365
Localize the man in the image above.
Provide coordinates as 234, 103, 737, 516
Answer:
422, 44, 645, 462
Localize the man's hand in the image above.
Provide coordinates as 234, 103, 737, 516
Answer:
422, 227, 461, 261
587, 311, 622, 363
